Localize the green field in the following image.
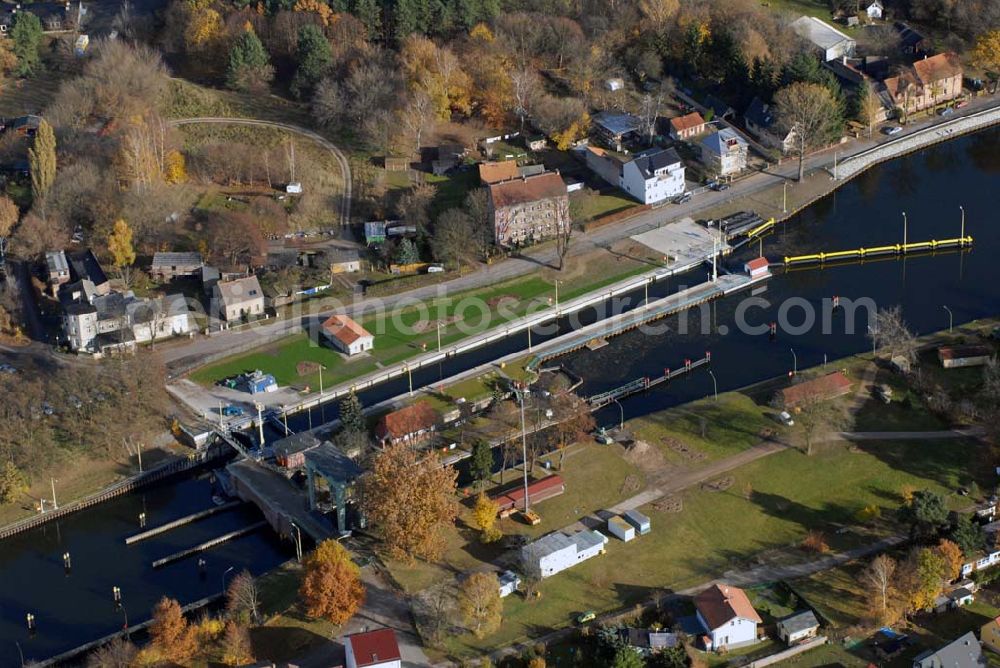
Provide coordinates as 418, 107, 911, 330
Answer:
436, 433, 988, 657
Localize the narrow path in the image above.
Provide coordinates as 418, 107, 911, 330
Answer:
167, 117, 352, 226
822, 428, 986, 442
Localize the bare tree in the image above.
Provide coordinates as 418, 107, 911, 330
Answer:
509, 66, 540, 132
399, 89, 435, 154
868, 305, 917, 363
860, 553, 897, 621
772, 383, 850, 455
774, 82, 844, 181
225, 570, 260, 624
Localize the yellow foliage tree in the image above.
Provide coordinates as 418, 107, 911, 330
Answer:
107, 218, 136, 289
299, 539, 366, 624
293, 0, 334, 27
164, 150, 187, 184
551, 113, 590, 151
472, 493, 502, 542
971, 30, 1000, 73
469, 22, 494, 43
459, 572, 502, 638
400, 35, 472, 119
936, 539, 964, 581
184, 2, 223, 53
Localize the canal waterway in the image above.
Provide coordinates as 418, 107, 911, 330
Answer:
1, 127, 997, 664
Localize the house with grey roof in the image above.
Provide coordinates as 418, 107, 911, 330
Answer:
213, 275, 265, 321
585, 146, 686, 204
791, 16, 856, 61
592, 111, 642, 151
913, 632, 985, 668
151, 252, 204, 280
521, 530, 608, 578
45, 250, 71, 294
744, 97, 797, 154
700, 129, 749, 178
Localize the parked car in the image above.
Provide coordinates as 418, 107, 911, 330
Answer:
576, 611, 597, 624
955, 99, 969, 109
875, 384, 893, 404
674, 191, 692, 204
777, 410, 795, 426
0, 363, 16, 374
594, 428, 614, 445
222, 405, 244, 417
712, 181, 730, 191
426, 265, 445, 273
883, 126, 903, 135
938, 107, 955, 116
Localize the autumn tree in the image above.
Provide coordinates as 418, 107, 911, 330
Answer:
0, 195, 18, 258
221, 620, 254, 666
900, 547, 948, 613
87, 636, 138, 668
936, 539, 964, 581
361, 443, 459, 562
291, 24, 332, 98
164, 150, 187, 184
473, 492, 502, 543
459, 572, 502, 638
399, 35, 471, 120
860, 553, 897, 623
225, 570, 260, 624
29, 118, 57, 205
107, 219, 137, 289
532, 96, 589, 151
227, 26, 275, 92
299, 539, 366, 624
772, 379, 849, 455
183, 0, 224, 54
10, 12, 42, 77
857, 80, 883, 139
0, 460, 29, 505
971, 30, 1000, 77
149, 597, 197, 662
774, 82, 844, 181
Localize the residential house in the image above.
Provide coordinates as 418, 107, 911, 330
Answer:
777, 611, 820, 645
621, 628, 680, 654
700, 129, 749, 178
67, 249, 110, 296
938, 345, 991, 368
128, 294, 193, 343
780, 371, 852, 408
744, 97, 797, 154
479, 160, 520, 185
694, 584, 762, 651
61, 284, 191, 353
375, 401, 438, 446
866, 0, 884, 19
7, 115, 41, 137
521, 529, 608, 578
525, 134, 547, 151
321, 314, 373, 356
882, 53, 963, 117
585, 146, 686, 204
213, 276, 265, 321
45, 251, 71, 295
150, 252, 204, 280
487, 172, 570, 247
961, 550, 1000, 578
980, 617, 1000, 655
328, 247, 361, 274
669, 112, 707, 141
704, 95, 736, 121
791, 16, 856, 61
913, 632, 986, 668
345, 628, 401, 668
592, 111, 642, 151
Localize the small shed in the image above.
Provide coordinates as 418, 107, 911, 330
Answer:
777, 610, 820, 645
948, 587, 975, 607
607, 515, 635, 542
244, 370, 277, 394
525, 135, 547, 151
623, 509, 651, 535
498, 570, 521, 598
745, 257, 770, 279
274, 432, 322, 469
938, 345, 991, 369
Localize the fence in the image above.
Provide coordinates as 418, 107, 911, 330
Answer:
747, 636, 827, 668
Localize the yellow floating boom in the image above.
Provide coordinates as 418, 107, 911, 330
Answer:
782, 236, 973, 265
747, 217, 777, 238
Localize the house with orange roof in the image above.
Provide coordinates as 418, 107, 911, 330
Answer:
487, 172, 570, 247
321, 314, 373, 356
478, 160, 520, 185
669, 111, 707, 141
881, 52, 963, 116
375, 401, 439, 446
694, 584, 762, 651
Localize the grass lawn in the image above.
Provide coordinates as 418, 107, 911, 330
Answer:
792, 558, 869, 628
774, 642, 868, 668
436, 434, 989, 658
189, 258, 652, 390
252, 561, 337, 662
570, 190, 638, 222
630, 392, 775, 464
764, 0, 832, 20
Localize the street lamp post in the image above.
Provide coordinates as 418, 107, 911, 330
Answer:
790, 348, 797, 376
50, 478, 57, 510
867, 325, 878, 356
610, 398, 624, 430
943, 305, 953, 332
319, 365, 325, 423
959, 205, 965, 242
437, 322, 442, 352
222, 566, 235, 596
782, 180, 788, 214
902, 211, 908, 251
553, 279, 561, 311
708, 370, 718, 401
516, 389, 530, 513
289, 521, 303, 563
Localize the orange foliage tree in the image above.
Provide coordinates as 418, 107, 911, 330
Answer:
936, 539, 963, 581
299, 539, 366, 624
361, 443, 458, 563
149, 597, 197, 662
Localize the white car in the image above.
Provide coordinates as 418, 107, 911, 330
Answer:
884, 126, 903, 136
778, 410, 795, 426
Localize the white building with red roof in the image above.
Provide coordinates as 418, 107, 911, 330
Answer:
321, 314, 373, 356
345, 628, 401, 668
694, 584, 762, 651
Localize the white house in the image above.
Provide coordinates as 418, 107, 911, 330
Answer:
213, 276, 265, 321
791, 16, 856, 61
777, 610, 820, 645
128, 294, 193, 343
498, 570, 521, 598
345, 628, 401, 668
961, 549, 1000, 578
585, 146, 686, 205
700, 129, 748, 178
866, 0, 884, 19
522, 530, 607, 578
694, 584, 762, 651
607, 516, 635, 542
321, 314, 373, 356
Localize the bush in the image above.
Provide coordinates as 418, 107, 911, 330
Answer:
854, 504, 881, 523
801, 530, 830, 553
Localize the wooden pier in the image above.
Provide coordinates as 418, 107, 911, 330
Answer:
588, 355, 711, 408
151, 521, 267, 568
125, 501, 244, 545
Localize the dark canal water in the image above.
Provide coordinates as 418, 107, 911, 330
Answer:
1, 128, 997, 664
